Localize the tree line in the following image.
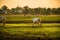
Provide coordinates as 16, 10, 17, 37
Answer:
0, 5, 60, 15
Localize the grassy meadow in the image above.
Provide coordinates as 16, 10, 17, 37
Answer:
0, 14, 60, 40
5, 15, 60, 23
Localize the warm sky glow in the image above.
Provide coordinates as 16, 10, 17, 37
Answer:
0, 0, 60, 9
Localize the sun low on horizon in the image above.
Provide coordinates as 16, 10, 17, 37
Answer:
0, 0, 60, 9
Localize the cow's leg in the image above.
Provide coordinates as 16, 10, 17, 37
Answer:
32, 22, 34, 27
38, 21, 41, 27
40, 21, 42, 27
2, 19, 5, 27
2, 21, 5, 27
32, 22, 35, 28
37, 22, 40, 27
0, 21, 2, 26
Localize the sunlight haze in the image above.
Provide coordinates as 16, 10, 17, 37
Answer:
0, 0, 60, 9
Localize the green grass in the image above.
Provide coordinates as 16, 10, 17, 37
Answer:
4, 23, 60, 27
2, 27, 60, 38
1, 23, 60, 38
0, 15, 60, 39
3, 15, 60, 23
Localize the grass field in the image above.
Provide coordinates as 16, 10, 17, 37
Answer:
3, 23, 60, 27
0, 15, 60, 40
3, 27, 60, 38
1, 23, 60, 40
3, 15, 60, 23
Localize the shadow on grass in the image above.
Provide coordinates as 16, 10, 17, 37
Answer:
0, 31, 60, 40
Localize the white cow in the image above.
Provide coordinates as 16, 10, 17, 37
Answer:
32, 18, 41, 27
0, 16, 5, 26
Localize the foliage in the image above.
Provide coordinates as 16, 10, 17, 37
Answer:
0, 5, 60, 15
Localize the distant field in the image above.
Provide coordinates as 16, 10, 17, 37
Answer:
2, 15, 60, 23
0, 15, 60, 40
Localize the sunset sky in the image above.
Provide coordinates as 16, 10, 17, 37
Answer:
0, 0, 60, 9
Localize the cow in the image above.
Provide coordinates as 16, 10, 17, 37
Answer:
0, 16, 5, 27
32, 18, 41, 27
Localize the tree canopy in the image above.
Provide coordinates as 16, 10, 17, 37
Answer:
0, 5, 60, 15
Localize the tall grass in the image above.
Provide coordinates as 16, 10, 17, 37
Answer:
3, 15, 60, 23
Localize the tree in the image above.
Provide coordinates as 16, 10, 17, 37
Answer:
15, 6, 23, 14
41, 8, 47, 15
0, 9, 4, 14
33, 7, 41, 14
23, 6, 29, 16
11, 8, 16, 14
1, 5, 7, 10
46, 8, 52, 15
56, 7, 60, 14
28, 8, 34, 14
51, 8, 57, 14
1, 5, 8, 14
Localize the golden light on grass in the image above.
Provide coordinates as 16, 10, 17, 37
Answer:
0, 0, 60, 9
4, 23, 60, 27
